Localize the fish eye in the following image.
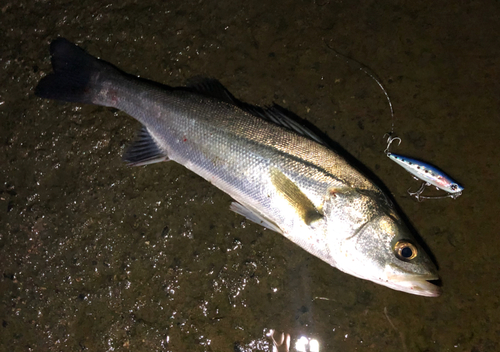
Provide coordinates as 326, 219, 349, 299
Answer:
393, 241, 417, 261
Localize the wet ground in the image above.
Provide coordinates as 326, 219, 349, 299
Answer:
1, 1, 499, 351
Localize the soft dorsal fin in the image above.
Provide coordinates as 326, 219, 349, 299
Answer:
186, 77, 237, 105
186, 78, 326, 145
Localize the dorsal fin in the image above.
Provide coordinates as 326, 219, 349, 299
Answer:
186, 77, 237, 105
186, 78, 326, 145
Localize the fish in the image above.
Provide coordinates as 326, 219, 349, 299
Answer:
35, 38, 441, 296
385, 136, 464, 201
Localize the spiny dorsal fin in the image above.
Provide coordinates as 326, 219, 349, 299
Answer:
186, 78, 326, 145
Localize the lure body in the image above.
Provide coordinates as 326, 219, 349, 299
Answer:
387, 152, 463, 197
384, 136, 463, 200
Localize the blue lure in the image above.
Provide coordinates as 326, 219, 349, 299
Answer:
385, 136, 464, 201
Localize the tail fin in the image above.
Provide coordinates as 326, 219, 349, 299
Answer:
35, 38, 118, 105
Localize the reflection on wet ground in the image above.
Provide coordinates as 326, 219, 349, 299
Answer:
267, 329, 319, 352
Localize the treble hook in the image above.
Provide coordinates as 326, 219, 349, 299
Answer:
383, 134, 402, 155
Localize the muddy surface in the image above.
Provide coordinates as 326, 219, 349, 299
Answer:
1, 1, 499, 351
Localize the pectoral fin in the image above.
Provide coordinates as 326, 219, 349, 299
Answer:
270, 167, 323, 225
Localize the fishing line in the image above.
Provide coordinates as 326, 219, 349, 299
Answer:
324, 40, 464, 200
323, 40, 395, 136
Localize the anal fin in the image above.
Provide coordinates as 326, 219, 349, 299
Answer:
123, 126, 168, 166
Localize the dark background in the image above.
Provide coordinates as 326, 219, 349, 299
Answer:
1, 1, 498, 351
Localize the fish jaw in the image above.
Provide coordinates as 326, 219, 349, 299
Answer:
336, 243, 442, 297
322, 191, 442, 297
384, 272, 441, 297
334, 252, 441, 297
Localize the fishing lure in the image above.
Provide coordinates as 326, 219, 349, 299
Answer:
384, 136, 464, 201
325, 43, 464, 201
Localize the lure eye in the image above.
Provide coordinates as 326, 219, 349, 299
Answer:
450, 183, 458, 191
394, 241, 417, 261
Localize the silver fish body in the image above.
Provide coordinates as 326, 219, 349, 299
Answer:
35, 38, 441, 296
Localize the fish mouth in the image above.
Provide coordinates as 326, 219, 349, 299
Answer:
386, 273, 442, 297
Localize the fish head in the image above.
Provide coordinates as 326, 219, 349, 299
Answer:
325, 190, 441, 297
